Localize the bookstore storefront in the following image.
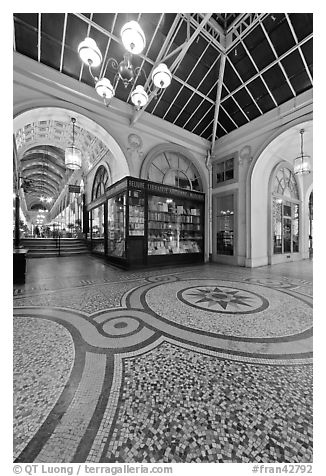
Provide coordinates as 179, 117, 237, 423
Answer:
87, 176, 205, 268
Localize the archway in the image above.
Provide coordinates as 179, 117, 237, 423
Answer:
13, 106, 130, 236
246, 120, 312, 267
13, 106, 130, 182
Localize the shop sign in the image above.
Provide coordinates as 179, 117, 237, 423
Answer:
69, 185, 81, 193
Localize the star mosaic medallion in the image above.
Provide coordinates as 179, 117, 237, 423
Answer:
180, 285, 265, 313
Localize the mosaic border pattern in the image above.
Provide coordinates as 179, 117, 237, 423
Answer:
13, 263, 313, 463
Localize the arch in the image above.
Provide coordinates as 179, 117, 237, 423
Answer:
13, 105, 130, 181
245, 119, 312, 267
305, 183, 313, 210
140, 143, 208, 193
91, 164, 111, 201
305, 183, 313, 257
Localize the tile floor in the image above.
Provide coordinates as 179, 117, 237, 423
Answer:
13, 256, 313, 463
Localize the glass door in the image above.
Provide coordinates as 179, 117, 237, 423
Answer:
272, 198, 299, 254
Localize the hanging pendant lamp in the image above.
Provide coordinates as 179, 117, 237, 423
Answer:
293, 129, 312, 175
65, 118, 82, 170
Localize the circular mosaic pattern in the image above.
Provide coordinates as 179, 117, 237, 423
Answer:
102, 317, 140, 336
178, 285, 268, 314
144, 279, 312, 338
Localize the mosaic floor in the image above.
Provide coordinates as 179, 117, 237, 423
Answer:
13, 257, 313, 463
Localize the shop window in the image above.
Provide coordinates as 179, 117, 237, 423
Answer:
107, 192, 126, 258
91, 205, 105, 238
148, 194, 203, 256
216, 195, 234, 255
91, 204, 105, 254
272, 167, 300, 254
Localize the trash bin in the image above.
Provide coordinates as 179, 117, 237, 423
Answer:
13, 248, 28, 283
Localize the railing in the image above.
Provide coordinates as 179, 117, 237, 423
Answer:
55, 234, 61, 256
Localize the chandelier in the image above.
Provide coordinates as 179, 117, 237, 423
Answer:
293, 129, 312, 175
65, 118, 82, 170
78, 20, 172, 110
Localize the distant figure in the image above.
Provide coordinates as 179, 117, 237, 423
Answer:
34, 225, 40, 238
309, 234, 313, 256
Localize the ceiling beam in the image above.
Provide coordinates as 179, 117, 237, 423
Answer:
74, 13, 129, 56
13, 16, 16, 51
99, 14, 118, 80
27, 183, 57, 195
201, 114, 228, 139
186, 13, 225, 51
21, 164, 64, 181
21, 155, 66, 172
59, 13, 68, 72
210, 53, 226, 150
38, 13, 41, 62
22, 147, 64, 160
23, 171, 61, 186
78, 13, 94, 82
130, 13, 213, 127
23, 172, 62, 188
225, 14, 246, 32
226, 13, 268, 51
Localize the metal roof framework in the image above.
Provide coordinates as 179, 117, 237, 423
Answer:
13, 12, 313, 142
13, 12, 313, 211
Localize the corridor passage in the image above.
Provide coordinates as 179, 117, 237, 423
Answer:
13, 257, 313, 463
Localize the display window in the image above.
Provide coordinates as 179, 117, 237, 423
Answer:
107, 192, 126, 257
148, 195, 203, 256
128, 189, 145, 236
91, 204, 105, 253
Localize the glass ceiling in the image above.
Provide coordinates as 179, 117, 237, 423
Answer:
13, 13, 313, 142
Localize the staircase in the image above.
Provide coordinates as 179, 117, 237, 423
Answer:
21, 238, 90, 258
